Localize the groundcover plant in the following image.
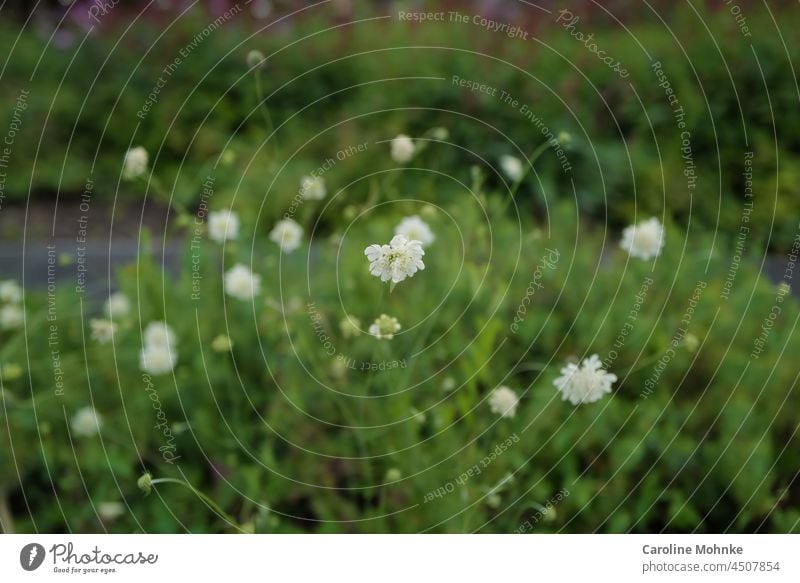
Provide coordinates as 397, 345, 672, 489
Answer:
0, 1, 798, 536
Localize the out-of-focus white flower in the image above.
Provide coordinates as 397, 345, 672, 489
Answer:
104, 292, 130, 318
144, 321, 176, 349
247, 49, 266, 68
98, 501, 126, 521
489, 386, 519, 418
441, 377, 456, 392
390, 134, 415, 164
300, 175, 326, 200
0, 304, 23, 329
394, 215, 435, 247
499, 155, 524, 182
369, 314, 401, 340
364, 235, 425, 284
385, 467, 402, 481
620, 217, 665, 260
139, 343, 178, 375
339, 316, 361, 338
269, 218, 303, 253
90, 319, 117, 344
683, 333, 699, 353
224, 264, 262, 300
72, 406, 102, 437
553, 354, 617, 405
208, 210, 240, 242
211, 334, 233, 352
122, 146, 148, 180
0, 280, 22, 303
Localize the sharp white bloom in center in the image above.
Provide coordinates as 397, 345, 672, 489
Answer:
224, 264, 262, 300
364, 234, 425, 284
553, 354, 617, 405
620, 217, 665, 260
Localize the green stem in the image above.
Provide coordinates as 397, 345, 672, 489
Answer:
0, 489, 14, 534
255, 70, 278, 153
501, 138, 553, 213
149, 478, 239, 529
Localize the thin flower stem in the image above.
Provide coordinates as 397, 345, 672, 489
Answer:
149, 478, 239, 528
0, 489, 14, 534
255, 70, 278, 153
501, 138, 554, 214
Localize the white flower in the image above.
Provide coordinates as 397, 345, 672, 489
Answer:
300, 175, 326, 200
339, 316, 362, 338
71, 406, 102, 437
143, 321, 176, 349
139, 343, 178, 375
98, 501, 126, 521
104, 292, 130, 318
90, 319, 117, 344
369, 314, 401, 340
499, 155, 524, 182
122, 146, 148, 180
211, 334, 233, 352
269, 218, 303, 253
0, 280, 22, 303
620, 217, 665, 260
390, 134, 415, 163
0, 304, 23, 329
364, 235, 425, 284
394, 215, 435, 247
247, 49, 266, 69
489, 386, 519, 418
208, 210, 240, 242
224, 263, 262, 300
553, 354, 617, 405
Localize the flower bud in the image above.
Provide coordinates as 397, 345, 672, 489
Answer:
137, 472, 153, 495
247, 50, 266, 69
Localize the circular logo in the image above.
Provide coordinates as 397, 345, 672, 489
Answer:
19, 543, 46, 571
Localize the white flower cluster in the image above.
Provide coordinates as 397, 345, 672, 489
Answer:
270, 218, 303, 253
620, 217, 665, 260
553, 354, 617, 405
369, 314, 401, 340
225, 264, 262, 300
489, 386, 520, 418
0, 280, 23, 330
300, 175, 326, 200
390, 134, 415, 164
499, 155, 524, 182
104, 292, 131, 319
208, 210, 240, 242
365, 234, 425, 284
394, 215, 435, 247
139, 321, 178, 375
90, 319, 117, 344
122, 146, 148, 181
71, 406, 102, 438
